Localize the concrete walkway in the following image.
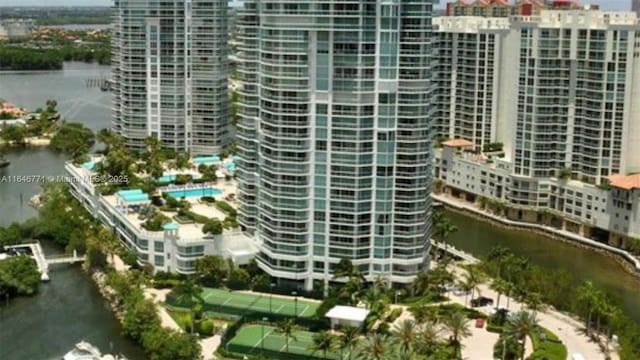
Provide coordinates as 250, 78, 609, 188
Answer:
446, 267, 618, 360
106, 255, 220, 359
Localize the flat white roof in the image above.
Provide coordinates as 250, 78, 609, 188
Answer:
325, 305, 370, 322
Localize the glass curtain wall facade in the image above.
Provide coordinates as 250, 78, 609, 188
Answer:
112, 0, 229, 154
237, 0, 434, 290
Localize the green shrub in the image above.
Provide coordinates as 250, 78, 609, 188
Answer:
202, 219, 223, 235
528, 328, 567, 360
215, 201, 237, 217
197, 319, 215, 336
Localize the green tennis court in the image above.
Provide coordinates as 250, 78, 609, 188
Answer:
199, 288, 319, 318
226, 324, 340, 360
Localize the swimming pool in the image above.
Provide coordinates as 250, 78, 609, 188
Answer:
193, 156, 221, 165
164, 187, 223, 199
157, 174, 177, 183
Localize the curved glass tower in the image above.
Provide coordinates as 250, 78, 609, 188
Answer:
112, 0, 229, 154
237, 0, 434, 290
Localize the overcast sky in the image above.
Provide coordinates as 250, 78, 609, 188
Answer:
0, 0, 632, 11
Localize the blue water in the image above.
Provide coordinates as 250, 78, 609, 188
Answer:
165, 187, 222, 199
157, 175, 177, 183
193, 156, 221, 165
82, 161, 95, 170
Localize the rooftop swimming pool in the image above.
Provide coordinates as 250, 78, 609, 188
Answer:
193, 156, 221, 165
164, 187, 223, 199
157, 174, 177, 183
116, 189, 150, 203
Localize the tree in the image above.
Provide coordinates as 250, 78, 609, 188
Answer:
491, 278, 510, 310
356, 333, 389, 360
172, 279, 204, 334
333, 258, 359, 280
141, 326, 201, 360
174, 152, 191, 170
310, 330, 335, 360
523, 292, 545, 316
576, 281, 599, 336
338, 326, 360, 360
443, 311, 471, 357
432, 210, 458, 240
50, 122, 96, 156
123, 297, 160, 342
226, 268, 250, 290
393, 319, 416, 354
412, 321, 441, 357
276, 319, 297, 354
505, 311, 539, 360
194, 255, 228, 286
1, 124, 27, 144
202, 219, 223, 235
0, 256, 40, 300
460, 265, 484, 303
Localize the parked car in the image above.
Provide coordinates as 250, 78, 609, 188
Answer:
470, 296, 494, 308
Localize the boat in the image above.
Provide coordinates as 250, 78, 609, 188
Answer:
62, 341, 127, 360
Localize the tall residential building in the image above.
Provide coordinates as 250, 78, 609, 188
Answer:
510, 11, 640, 184
434, 11, 640, 187
445, 0, 597, 17
433, 16, 510, 151
237, 0, 435, 290
112, 0, 229, 154
634, 0, 640, 16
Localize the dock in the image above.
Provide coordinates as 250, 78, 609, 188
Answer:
430, 239, 479, 264
4, 241, 84, 281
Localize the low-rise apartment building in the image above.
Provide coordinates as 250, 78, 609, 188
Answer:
434, 141, 640, 249
65, 158, 257, 274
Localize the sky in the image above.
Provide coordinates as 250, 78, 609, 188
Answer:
0, 0, 631, 10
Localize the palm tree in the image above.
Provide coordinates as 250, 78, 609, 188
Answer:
276, 319, 296, 354
461, 264, 484, 302
338, 326, 360, 360
393, 319, 416, 354
577, 281, 599, 336
356, 333, 389, 360
444, 311, 471, 358
491, 278, 510, 309
432, 210, 458, 240
505, 311, 539, 360
412, 320, 440, 356
310, 330, 335, 360
172, 278, 203, 334
524, 292, 546, 316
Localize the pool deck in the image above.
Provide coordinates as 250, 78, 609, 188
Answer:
103, 180, 239, 242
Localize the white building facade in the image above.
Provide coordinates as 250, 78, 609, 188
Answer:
433, 10, 640, 248
435, 11, 640, 184
111, 0, 229, 154
236, 0, 436, 290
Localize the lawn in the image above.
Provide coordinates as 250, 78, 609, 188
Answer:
225, 324, 341, 360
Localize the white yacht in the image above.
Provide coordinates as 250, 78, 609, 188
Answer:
62, 341, 127, 360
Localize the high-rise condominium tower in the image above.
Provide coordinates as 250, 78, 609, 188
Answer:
433, 16, 510, 151
634, 0, 640, 16
237, 0, 435, 290
112, 0, 229, 154
510, 11, 640, 184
